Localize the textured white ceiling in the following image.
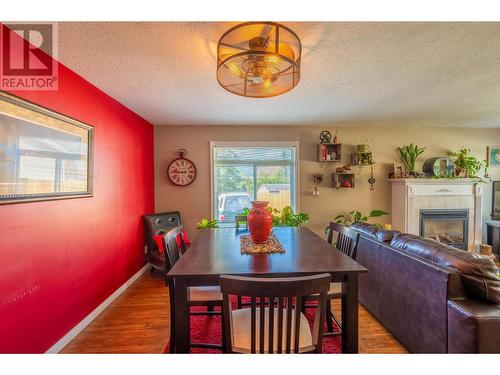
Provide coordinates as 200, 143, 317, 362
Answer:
57, 22, 500, 127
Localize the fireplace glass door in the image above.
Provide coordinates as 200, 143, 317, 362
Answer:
420, 209, 468, 250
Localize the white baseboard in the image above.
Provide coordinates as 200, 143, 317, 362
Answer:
46, 263, 151, 353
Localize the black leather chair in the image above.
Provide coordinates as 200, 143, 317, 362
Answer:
143, 211, 182, 274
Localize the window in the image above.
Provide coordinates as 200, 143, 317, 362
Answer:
211, 142, 298, 225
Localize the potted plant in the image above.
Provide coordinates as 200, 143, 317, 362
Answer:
333, 209, 389, 229
196, 218, 218, 231
240, 206, 309, 227
397, 144, 425, 176
447, 148, 484, 178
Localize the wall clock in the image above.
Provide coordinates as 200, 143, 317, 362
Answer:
167, 149, 197, 186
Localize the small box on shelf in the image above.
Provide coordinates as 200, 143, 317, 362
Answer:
317, 143, 342, 162
333, 173, 355, 189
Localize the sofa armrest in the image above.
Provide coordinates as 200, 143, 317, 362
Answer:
378, 246, 454, 353
448, 299, 500, 353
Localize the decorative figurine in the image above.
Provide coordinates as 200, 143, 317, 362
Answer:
333, 129, 338, 144
319, 130, 332, 144
336, 163, 352, 173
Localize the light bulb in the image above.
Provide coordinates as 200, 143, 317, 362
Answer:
265, 55, 279, 64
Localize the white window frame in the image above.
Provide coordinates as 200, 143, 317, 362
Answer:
210, 141, 300, 222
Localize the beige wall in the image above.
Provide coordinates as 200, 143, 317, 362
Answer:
154, 126, 500, 241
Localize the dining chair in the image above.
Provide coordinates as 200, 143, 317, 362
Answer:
304, 222, 360, 336
163, 226, 224, 352
235, 215, 248, 231
220, 273, 330, 353
143, 211, 182, 274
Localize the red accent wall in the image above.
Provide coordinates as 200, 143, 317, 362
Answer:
0, 25, 155, 353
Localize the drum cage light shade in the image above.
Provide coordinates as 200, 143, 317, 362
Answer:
216, 22, 301, 98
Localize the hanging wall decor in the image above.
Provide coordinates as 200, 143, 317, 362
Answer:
0, 92, 93, 205
368, 164, 376, 191
167, 149, 197, 186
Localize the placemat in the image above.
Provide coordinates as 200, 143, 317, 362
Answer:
240, 232, 285, 254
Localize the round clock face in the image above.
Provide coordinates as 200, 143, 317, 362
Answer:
167, 158, 197, 186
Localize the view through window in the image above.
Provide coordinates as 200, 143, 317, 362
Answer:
212, 143, 297, 225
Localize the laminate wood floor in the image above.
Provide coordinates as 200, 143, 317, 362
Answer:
61, 270, 409, 354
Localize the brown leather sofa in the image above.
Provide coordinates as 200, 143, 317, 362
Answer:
350, 222, 500, 353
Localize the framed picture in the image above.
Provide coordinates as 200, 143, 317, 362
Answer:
487, 146, 500, 167
0, 92, 93, 204
393, 162, 404, 178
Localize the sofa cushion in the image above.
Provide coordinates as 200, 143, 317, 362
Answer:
390, 233, 500, 303
376, 229, 400, 242
350, 222, 378, 238
350, 222, 398, 242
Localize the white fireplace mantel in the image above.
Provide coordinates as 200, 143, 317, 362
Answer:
389, 178, 483, 251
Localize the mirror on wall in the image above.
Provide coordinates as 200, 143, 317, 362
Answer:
0, 92, 93, 204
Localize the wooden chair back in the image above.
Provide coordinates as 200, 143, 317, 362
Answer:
162, 225, 186, 272
220, 273, 331, 353
326, 222, 360, 259
235, 215, 248, 231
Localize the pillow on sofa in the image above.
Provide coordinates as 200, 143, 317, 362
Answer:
390, 233, 500, 303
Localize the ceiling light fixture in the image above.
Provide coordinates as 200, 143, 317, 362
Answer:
217, 22, 301, 98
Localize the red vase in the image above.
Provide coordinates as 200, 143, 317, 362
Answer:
247, 201, 273, 244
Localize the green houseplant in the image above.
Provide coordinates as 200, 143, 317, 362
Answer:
240, 206, 309, 227
447, 148, 483, 178
397, 144, 425, 175
333, 209, 389, 229
196, 218, 218, 231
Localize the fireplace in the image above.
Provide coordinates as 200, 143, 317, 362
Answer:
420, 209, 469, 250
390, 179, 482, 251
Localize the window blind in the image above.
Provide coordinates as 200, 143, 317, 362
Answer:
212, 144, 297, 224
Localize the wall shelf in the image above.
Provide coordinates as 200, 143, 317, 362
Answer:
318, 143, 341, 162
333, 172, 355, 189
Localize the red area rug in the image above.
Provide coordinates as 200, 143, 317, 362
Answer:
165, 303, 342, 354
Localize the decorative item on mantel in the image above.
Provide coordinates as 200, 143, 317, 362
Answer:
422, 157, 455, 178
397, 143, 425, 177
448, 148, 484, 178
247, 201, 273, 243
391, 162, 404, 179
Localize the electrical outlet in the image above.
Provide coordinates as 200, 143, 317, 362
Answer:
144, 245, 148, 254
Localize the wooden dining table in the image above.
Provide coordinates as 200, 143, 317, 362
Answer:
166, 226, 367, 353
